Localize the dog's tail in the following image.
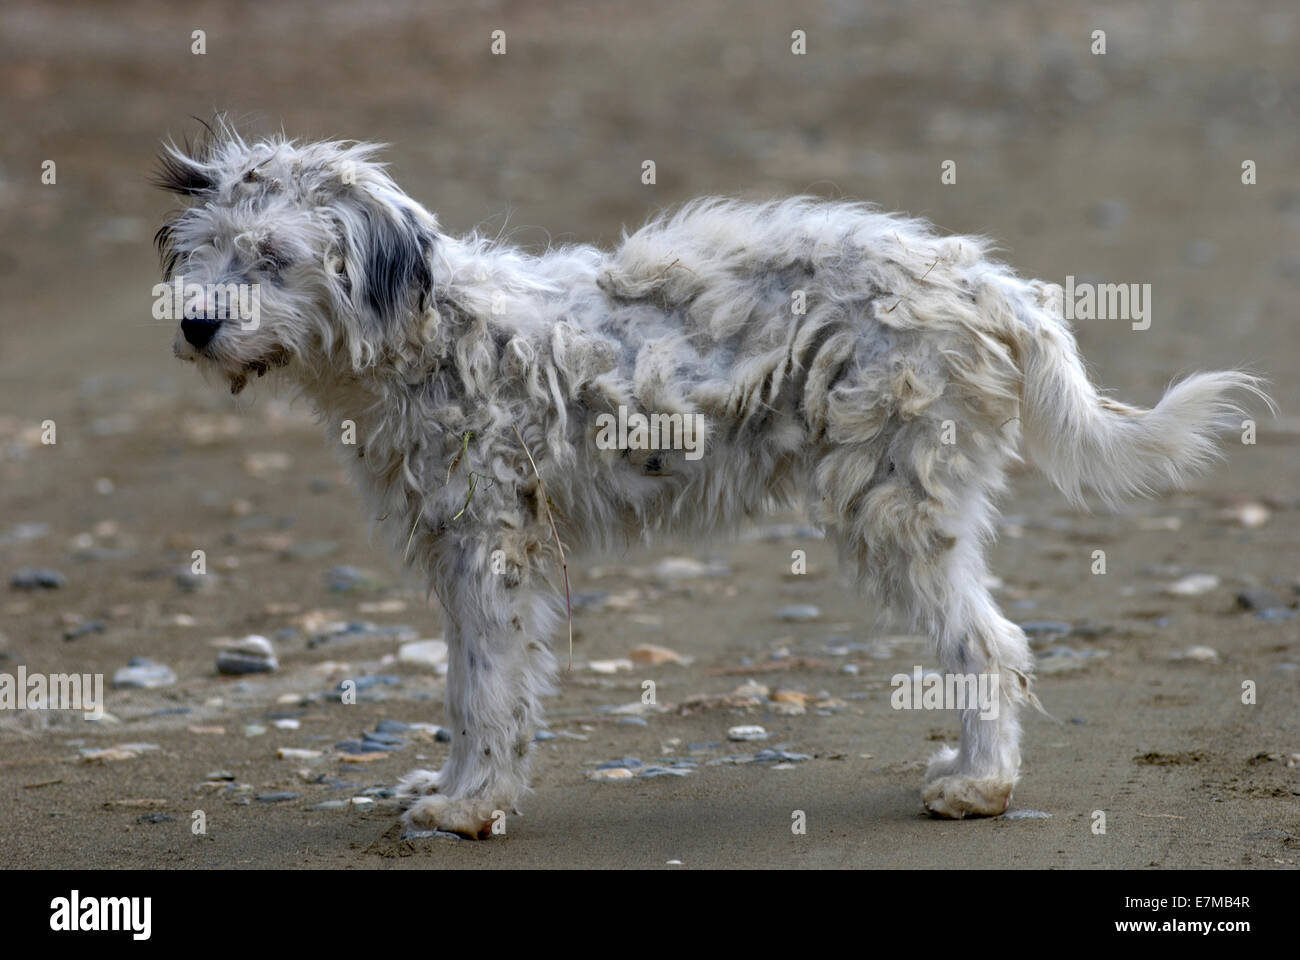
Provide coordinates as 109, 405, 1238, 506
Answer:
1003, 279, 1272, 508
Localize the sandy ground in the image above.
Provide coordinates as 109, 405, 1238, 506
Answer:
1, 0, 1298, 869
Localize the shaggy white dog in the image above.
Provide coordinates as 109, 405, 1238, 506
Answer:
155, 123, 1266, 837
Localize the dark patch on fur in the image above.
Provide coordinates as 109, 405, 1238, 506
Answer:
152, 124, 218, 197
152, 151, 216, 197
355, 207, 435, 331
152, 121, 225, 274
153, 218, 182, 278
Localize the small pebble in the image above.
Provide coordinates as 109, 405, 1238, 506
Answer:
1036, 647, 1110, 674
0, 522, 49, 545
175, 570, 215, 594
778, 604, 821, 622
1257, 607, 1296, 621
276, 748, 322, 760
1018, 621, 1072, 639
728, 725, 769, 742
652, 557, 727, 579
588, 767, 635, 781
754, 749, 811, 763
628, 644, 682, 665
397, 639, 448, 670
1164, 574, 1220, 597
310, 800, 350, 812
363, 731, 406, 748
63, 621, 106, 642
335, 740, 389, 756
80, 747, 142, 763
1001, 809, 1052, 821
254, 792, 301, 804
326, 565, 382, 593
402, 829, 463, 841
112, 658, 177, 689
216, 635, 278, 675
11, 568, 66, 590
1236, 589, 1288, 612
1219, 501, 1271, 528
597, 756, 644, 770
771, 690, 814, 707
337, 675, 401, 693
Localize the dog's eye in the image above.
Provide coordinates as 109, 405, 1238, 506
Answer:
256, 238, 291, 276
325, 253, 351, 294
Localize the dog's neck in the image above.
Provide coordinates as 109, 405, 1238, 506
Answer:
290, 229, 553, 443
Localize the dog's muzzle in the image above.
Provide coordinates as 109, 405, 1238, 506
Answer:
180, 316, 222, 349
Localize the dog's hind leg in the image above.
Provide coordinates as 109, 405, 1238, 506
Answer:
397, 545, 559, 838
898, 494, 1034, 818
917, 545, 1034, 818
817, 432, 1033, 818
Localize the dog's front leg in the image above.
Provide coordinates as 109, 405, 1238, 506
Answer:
397, 547, 558, 839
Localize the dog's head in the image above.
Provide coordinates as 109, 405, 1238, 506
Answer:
153, 121, 438, 393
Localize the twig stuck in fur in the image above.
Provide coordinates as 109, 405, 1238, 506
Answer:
885, 254, 945, 313
512, 423, 573, 670
402, 506, 424, 562
451, 472, 479, 521
447, 430, 473, 484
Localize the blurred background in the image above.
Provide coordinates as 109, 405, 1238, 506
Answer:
0, 1, 1297, 867
4, 0, 1298, 399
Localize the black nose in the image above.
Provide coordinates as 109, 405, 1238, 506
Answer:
181, 316, 222, 349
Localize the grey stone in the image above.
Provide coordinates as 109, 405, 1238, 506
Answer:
10, 568, 66, 590
112, 659, 177, 689
778, 604, 821, 622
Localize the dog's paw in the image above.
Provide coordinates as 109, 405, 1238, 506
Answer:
921, 774, 1014, 819
395, 768, 443, 808
402, 795, 500, 840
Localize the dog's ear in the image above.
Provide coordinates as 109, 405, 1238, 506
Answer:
337, 201, 436, 335
152, 141, 217, 197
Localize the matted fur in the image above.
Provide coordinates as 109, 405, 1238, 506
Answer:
156, 121, 1268, 834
